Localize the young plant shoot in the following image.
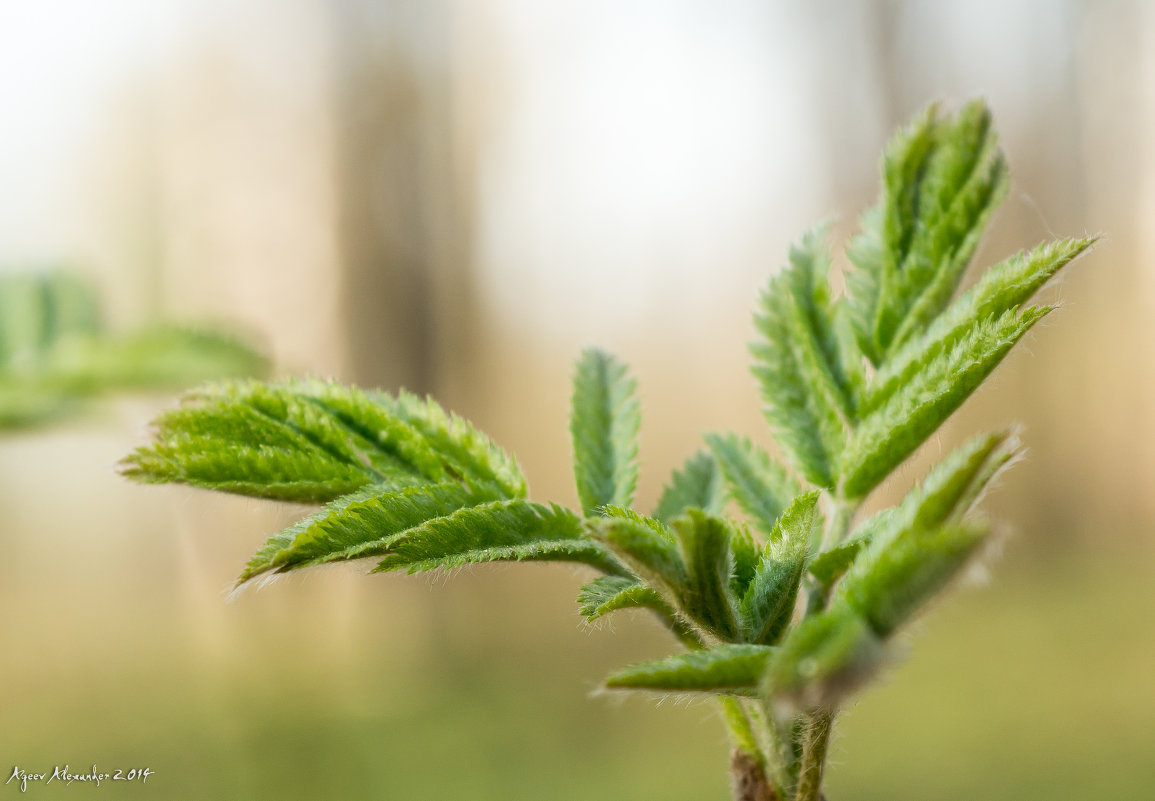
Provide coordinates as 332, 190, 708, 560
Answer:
121, 101, 1094, 801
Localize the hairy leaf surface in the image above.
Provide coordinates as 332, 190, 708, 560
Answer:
577, 575, 666, 621
672, 510, 740, 640
605, 644, 776, 694
239, 481, 503, 584
654, 450, 725, 523
810, 430, 1016, 595
570, 349, 642, 516
705, 433, 800, 535
375, 500, 623, 574
835, 523, 989, 637
740, 492, 819, 645
750, 231, 850, 487
865, 237, 1093, 413
122, 380, 526, 504
594, 510, 688, 607
839, 306, 1047, 498
847, 101, 1009, 363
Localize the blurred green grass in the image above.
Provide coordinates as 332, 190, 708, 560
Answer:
3, 529, 1154, 800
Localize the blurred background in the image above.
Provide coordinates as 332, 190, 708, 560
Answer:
2, 1, 1154, 798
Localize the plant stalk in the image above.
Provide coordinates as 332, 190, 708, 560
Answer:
804, 498, 858, 618
721, 697, 780, 800
730, 748, 779, 801
793, 707, 835, 801
822, 499, 856, 551
750, 701, 799, 791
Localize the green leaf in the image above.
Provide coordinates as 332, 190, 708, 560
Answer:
605, 644, 776, 694
846, 105, 939, 364
740, 492, 820, 645
577, 575, 667, 621
847, 101, 1010, 363
865, 237, 1093, 415
671, 510, 740, 640
381, 390, 527, 498
238, 481, 503, 584
903, 429, 1020, 527
375, 500, 623, 575
570, 348, 642, 516
705, 432, 800, 536
839, 306, 1048, 499
812, 429, 1018, 590
594, 510, 688, 606
728, 524, 761, 598
882, 103, 1009, 354
50, 327, 268, 392
122, 398, 392, 503
763, 604, 882, 709
121, 380, 527, 504
1, 271, 265, 430
835, 522, 989, 637
750, 230, 850, 487
654, 450, 725, 523
807, 513, 890, 591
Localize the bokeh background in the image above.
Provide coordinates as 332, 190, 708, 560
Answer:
3, 1, 1154, 799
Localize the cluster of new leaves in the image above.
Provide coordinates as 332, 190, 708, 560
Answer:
0, 271, 267, 429
122, 100, 1093, 801
593, 102, 1092, 715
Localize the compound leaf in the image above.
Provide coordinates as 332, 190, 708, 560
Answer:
847, 101, 1009, 363
121, 380, 526, 505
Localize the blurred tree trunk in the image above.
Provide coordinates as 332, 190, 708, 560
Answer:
328, 0, 478, 395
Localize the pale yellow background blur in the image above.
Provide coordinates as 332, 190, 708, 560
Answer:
2, 2, 1153, 799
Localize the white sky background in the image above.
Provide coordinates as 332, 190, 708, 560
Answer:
0, 0, 1139, 342
0, 0, 845, 347
0, 0, 187, 267
474, 0, 832, 342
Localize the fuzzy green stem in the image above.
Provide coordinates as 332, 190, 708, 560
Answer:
720, 696, 763, 762
794, 707, 835, 801
822, 499, 856, 551
750, 701, 798, 791
722, 698, 783, 800
805, 498, 858, 618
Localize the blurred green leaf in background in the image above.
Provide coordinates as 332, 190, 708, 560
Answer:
0, 270, 267, 429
